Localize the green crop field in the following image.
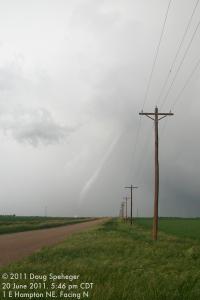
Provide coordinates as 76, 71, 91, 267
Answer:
1, 218, 200, 300
0, 215, 92, 235
135, 217, 200, 240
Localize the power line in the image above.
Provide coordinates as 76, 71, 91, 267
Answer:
129, 0, 172, 187
132, 0, 172, 188
142, 0, 173, 109
171, 57, 200, 110
160, 18, 200, 109
157, 1, 200, 139
158, 58, 200, 142
156, 0, 200, 107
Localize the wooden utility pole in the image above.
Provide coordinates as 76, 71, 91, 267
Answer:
123, 197, 130, 222
124, 185, 138, 225
139, 106, 173, 240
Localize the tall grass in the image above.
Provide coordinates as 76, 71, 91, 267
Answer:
1, 219, 200, 299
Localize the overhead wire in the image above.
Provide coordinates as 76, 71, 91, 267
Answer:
156, 0, 200, 108
142, 0, 173, 110
158, 54, 200, 216
171, 56, 200, 110
133, 1, 200, 216
137, 0, 200, 197
128, 0, 173, 185
159, 17, 200, 110
158, 1, 200, 142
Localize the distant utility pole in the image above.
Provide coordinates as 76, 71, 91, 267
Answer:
124, 185, 138, 225
139, 106, 173, 240
123, 197, 130, 222
121, 202, 125, 220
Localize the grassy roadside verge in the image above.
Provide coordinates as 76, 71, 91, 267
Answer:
1, 219, 200, 299
0, 217, 95, 235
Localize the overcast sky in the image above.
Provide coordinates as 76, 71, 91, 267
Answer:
0, 0, 199, 217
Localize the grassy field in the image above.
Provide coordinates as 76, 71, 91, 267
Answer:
135, 217, 200, 240
1, 218, 200, 299
0, 215, 93, 235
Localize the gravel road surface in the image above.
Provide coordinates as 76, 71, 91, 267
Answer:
0, 218, 107, 267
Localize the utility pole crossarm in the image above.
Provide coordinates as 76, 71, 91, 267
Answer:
139, 112, 173, 115
125, 186, 138, 189
139, 110, 173, 122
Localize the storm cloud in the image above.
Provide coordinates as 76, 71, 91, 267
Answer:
0, 108, 73, 146
0, 0, 199, 217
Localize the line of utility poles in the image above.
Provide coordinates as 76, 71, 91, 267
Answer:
120, 202, 125, 220
124, 185, 138, 225
120, 106, 173, 241
123, 196, 130, 222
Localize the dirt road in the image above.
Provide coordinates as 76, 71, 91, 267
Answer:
0, 218, 107, 267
